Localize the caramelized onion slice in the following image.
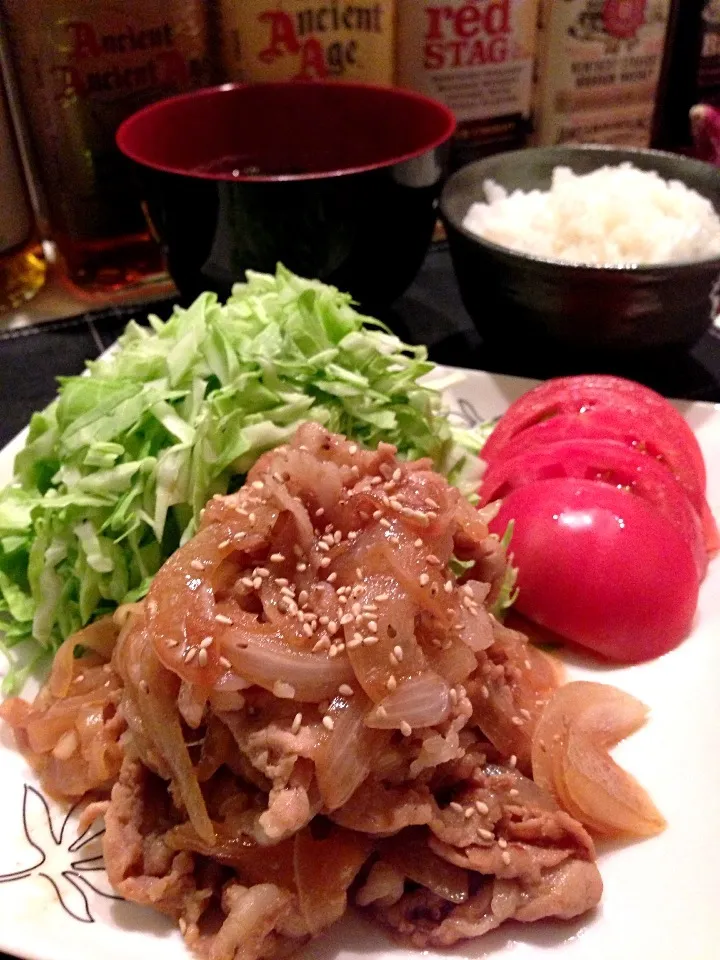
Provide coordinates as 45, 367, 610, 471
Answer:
315, 692, 388, 811
365, 672, 450, 730
222, 628, 353, 702
532, 681, 666, 839
381, 829, 469, 903
294, 824, 374, 934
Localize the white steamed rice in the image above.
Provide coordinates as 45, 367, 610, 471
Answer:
462, 162, 720, 266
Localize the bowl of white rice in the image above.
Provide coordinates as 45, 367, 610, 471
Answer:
440, 145, 720, 351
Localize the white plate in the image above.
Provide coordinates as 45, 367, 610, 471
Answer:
1, 368, 720, 960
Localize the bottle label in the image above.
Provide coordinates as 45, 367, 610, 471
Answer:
220, 0, 395, 85
0, 87, 31, 255
534, 0, 672, 148
396, 0, 539, 125
699, 0, 720, 93
5, 0, 210, 242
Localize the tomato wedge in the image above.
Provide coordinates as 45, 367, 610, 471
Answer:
489, 478, 699, 663
481, 375, 707, 491
479, 438, 707, 578
480, 376, 717, 554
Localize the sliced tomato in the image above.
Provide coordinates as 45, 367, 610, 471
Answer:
479, 438, 707, 578
489, 478, 699, 663
480, 376, 717, 554
481, 375, 707, 492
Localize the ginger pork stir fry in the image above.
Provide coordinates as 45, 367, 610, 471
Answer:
1, 424, 664, 959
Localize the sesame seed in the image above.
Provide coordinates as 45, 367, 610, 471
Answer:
376, 705, 388, 718
481, 684, 490, 699
449, 687, 458, 705
328, 644, 339, 658
317, 540, 330, 552
274, 680, 296, 698
218, 539, 230, 549
167, 638, 179, 648
363, 635, 379, 646
253, 577, 263, 590
414, 538, 423, 548
390, 645, 402, 663
270, 553, 285, 563
464, 807, 475, 819
509, 755, 517, 768
511, 716, 524, 727
392, 467, 402, 481
347, 530, 359, 540
218, 657, 231, 669
312, 637, 330, 652
375, 593, 389, 602
379, 517, 392, 528
367, 620, 378, 633
389, 653, 398, 666
185, 647, 197, 664
248, 513, 256, 524
400, 720, 412, 737
501, 851, 511, 866
315, 507, 325, 517
386, 675, 397, 692
302, 623, 314, 638
350, 465, 360, 477
348, 444, 358, 455
497, 838, 508, 849
241, 577, 254, 588
347, 637, 363, 649
328, 621, 338, 635
323, 716, 335, 731
353, 631, 364, 644
519, 708, 532, 720
319, 557, 331, 568
508, 788, 520, 798
424, 497, 439, 509
73, 674, 85, 684
200, 636, 214, 649
369, 477, 382, 486
356, 567, 363, 579
419, 573, 430, 587
475, 800, 489, 815
291, 713, 303, 734
449, 801, 464, 813
179, 918, 187, 935
198, 648, 208, 667
339, 684, 354, 696
215, 614, 233, 625
444, 580, 453, 593
478, 828, 494, 841
296, 562, 307, 572
298, 589, 309, 605
190, 559, 204, 571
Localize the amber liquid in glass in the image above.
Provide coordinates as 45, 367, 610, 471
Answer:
4, 0, 210, 292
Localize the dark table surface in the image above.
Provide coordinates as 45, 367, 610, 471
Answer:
2, 242, 720, 451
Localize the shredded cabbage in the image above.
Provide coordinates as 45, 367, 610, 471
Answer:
0, 266, 484, 692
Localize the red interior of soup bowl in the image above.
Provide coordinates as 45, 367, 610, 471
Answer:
117, 81, 456, 182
